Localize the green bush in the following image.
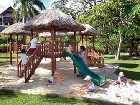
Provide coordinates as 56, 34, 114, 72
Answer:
0, 35, 8, 44
0, 44, 8, 52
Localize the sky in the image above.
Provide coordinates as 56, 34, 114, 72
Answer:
0, 0, 55, 13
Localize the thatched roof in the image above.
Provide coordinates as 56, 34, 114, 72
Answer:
81, 24, 99, 35
39, 32, 74, 37
2, 22, 30, 35
23, 9, 85, 32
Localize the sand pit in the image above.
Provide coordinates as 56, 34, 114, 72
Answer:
0, 58, 140, 105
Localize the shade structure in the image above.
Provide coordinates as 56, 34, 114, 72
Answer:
80, 24, 99, 47
38, 32, 74, 37
23, 9, 85, 32
22, 9, 84, 77
81, 24, 99, 35
1, 22, 30, 66
2, 22, 30, 35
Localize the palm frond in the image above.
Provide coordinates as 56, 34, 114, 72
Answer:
32, 0, 46, 10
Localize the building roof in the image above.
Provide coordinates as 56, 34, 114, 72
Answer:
0, 6, 14, 16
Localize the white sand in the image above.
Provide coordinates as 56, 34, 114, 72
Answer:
0, 58, 140, 105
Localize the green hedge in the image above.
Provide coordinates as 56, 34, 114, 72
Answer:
0, 35, 8, 44
0, 44, 8, 52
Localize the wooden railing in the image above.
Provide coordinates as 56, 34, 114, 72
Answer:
42, 41, 78, 58
17, 44, 43, 82
8, 42, 29, 53
87, 48, 104, 67
17, 41, 78, 82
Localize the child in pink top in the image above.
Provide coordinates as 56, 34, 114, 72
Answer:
79, 46, 87, 64
83, 75, 95, 92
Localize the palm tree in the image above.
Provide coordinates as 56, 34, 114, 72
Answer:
12, 8, 21, 22
13, 0, 46, 23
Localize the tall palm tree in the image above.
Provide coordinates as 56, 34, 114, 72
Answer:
12, 8, 21, 22
13, 0, 45, 44
13, 0, 46, 23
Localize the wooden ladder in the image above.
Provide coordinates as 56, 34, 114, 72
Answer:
17, 44, 43, 82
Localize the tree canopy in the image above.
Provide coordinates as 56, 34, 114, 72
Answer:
78, 0, 140, 59
51, 0, 105, 19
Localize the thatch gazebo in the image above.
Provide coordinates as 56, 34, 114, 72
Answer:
2, 22, 30, 65
81, 24, 99, 47
23, 9, 85, 77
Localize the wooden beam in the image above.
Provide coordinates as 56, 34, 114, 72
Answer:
74, 31, 76, 51
51, 28, 55, 76
85, 35, 87, 48
31, 29, 33, 40
16, 34, 19, 65
82, 34, 84, 45
93, 35, 95, 47
74, 31, 76, 74
10, 34, 12, 65
16, 34, 19, 76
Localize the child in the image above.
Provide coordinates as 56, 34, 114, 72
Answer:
67, 44, 73, 53
29, 35, 38, 56
79, 46, 87, 64
115, 72, 127, 87
76, 46, 87, 78
21, 49, 28, 75
83, 75, 95, 92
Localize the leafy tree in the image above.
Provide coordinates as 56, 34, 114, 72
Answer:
51, 0, 105, 19
79, 0, 140, 60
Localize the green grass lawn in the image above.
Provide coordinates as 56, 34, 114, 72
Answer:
104, 53, 140, 81
0, 90, 109, 105
0, 53, 17, 63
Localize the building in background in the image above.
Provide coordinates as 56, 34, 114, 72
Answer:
0, 6, 14, 31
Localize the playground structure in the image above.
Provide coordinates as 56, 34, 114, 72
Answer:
1, 9, 105, 86
2, 22, 30, 65
80, 24, 104, 67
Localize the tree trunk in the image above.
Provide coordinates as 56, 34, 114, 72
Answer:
22, 15, 26, 44
22, 15, 26, 23
115, 34, 123, 60
105, 43, 109, 54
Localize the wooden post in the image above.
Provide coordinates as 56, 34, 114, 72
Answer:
16, 34, 19, 65
85, 35, 87, 48
10, 34, 12, 65
17, 34, 19, 76
74, 31, 76, 74
51, 28, 55, 76
82, 34, 84, 45
92, 35, 95, 47
31, 29, 33, 40
23, 35, 26, 45
2, 15, 4, 25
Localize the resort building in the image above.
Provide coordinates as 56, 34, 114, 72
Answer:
0, 6, 14, 31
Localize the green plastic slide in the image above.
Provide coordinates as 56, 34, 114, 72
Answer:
64, 50, 106, 86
